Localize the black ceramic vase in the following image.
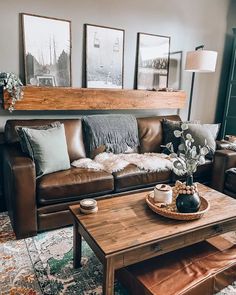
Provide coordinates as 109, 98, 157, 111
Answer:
176, 175, 201, 213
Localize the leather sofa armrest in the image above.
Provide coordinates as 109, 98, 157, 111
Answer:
3, 144, 37, 239
211, 149, 236, 192
215, 140, 231, 150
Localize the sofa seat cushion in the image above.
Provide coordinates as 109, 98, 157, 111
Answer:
37, 167, 114, 205
113, 164, 171, 192
225, 168, 236, 194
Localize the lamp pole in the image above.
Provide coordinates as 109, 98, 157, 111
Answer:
187, 45, 204, 121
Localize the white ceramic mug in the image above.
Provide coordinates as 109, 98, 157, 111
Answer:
154, 184, 172, 204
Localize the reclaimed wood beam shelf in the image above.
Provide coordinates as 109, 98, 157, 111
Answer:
2, 86, 186, 111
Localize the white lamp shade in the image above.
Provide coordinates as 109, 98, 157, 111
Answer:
185, 50, 218, 72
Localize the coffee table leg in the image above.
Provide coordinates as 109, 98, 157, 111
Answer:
73, 221, 82, 268
103, 258, 114, 295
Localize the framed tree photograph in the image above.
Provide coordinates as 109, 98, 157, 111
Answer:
136, 33, 170, 90
85, 24, 124, 88
22, 13, 72, 87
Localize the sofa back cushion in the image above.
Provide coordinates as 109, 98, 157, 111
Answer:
4, 119, 86, 161
137, 115, 181, 153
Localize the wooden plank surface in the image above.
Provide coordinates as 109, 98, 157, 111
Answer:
2, 86, 186, 110
70, 184, 236, 255
121, 218, 236, 266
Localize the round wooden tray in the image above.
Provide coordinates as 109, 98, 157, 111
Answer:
146, 192, 210, 221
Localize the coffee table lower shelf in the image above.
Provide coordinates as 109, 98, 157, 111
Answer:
117, 236, 236, 295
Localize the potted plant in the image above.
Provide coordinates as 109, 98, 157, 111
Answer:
0, 72, 24, 112
164, 123, 209, 213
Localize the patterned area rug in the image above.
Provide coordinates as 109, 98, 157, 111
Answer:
0, 212, 236, 295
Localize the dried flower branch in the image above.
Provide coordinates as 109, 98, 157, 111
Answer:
0, 72, 24, 112
163, 123, 210, 176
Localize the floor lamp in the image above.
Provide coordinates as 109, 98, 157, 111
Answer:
185, 45, 218, 120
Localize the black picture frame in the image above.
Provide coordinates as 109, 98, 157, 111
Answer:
85, 24, 125, 89
136, 32, 170, 90
168, 50, 183, 90
22, 13, 72, 87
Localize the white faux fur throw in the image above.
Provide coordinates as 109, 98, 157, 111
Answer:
226, 143, 236, 151
71, 152, 173, 173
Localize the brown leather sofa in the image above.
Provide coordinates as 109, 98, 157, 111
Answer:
212, 149, 236, 198
3, 115, 213, 239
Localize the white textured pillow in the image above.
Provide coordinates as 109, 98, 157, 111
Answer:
226, 143, 236, 151
202, 123, 221, 140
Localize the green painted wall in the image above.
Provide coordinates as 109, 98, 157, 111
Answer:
215, 0, 236, 126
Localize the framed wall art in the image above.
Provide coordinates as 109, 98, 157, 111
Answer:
136, 33, 170, 90
85, 24, 124, 89
168, 50, 183, 90
22, 13, 72, 87
37, 75, 56, 87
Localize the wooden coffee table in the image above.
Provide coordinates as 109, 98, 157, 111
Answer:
69, 184, 236, 295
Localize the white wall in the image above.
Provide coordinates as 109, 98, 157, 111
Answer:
0, 0, 231, 130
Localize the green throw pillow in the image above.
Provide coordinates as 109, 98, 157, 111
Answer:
15, 121, 61, 155
21, 124, 71, 177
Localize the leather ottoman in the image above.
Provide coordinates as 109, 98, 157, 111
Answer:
117, 236, 236, 295
224, 168, 236, 198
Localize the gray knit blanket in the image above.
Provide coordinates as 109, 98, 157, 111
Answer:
83, 114, 139, 154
